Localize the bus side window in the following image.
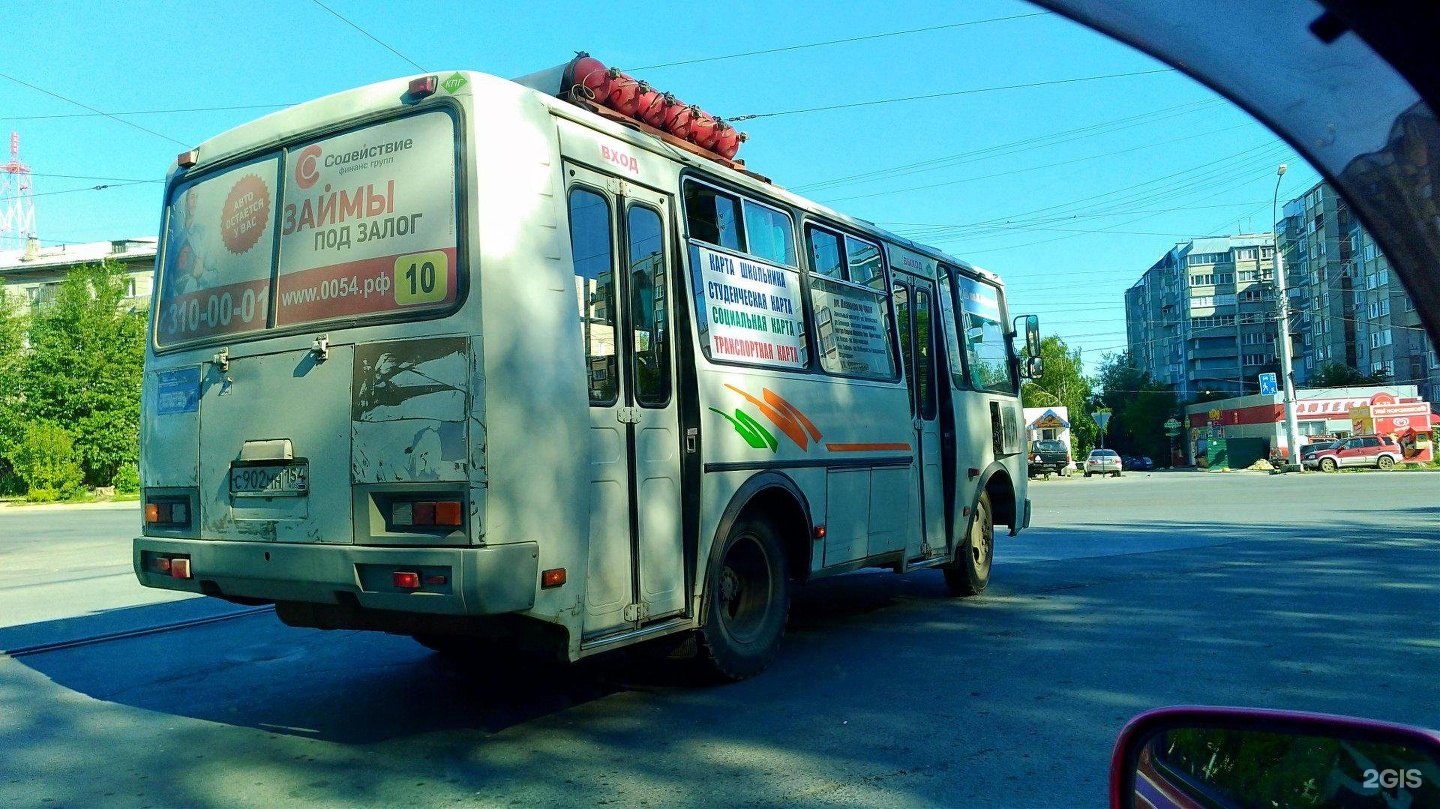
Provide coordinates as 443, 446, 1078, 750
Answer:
569, 187, 619, 405
846, 236, 884, 291
684, 181, 743, 251
808, 227, 844, 281
742, 199, 797, 267
915, 287, 937, 419
894, 282, 915, 414
627, 204, 670, 407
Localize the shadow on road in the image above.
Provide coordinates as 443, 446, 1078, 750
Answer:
3, 510, 1437, 807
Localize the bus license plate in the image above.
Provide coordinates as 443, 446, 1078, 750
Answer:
230, 463, 309, 496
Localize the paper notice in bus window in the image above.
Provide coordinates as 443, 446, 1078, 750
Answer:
274, 111, 458, 327
811, 277, 894, 378
156, 157, 279, 347
691, 244, 807, 369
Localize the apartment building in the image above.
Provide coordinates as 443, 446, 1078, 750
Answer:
1125, 235, 1278, 401
0, 237, 156, 313
1278, 181, 1439, 401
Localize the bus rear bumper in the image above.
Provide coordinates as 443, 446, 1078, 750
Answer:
133, 537, 539, 617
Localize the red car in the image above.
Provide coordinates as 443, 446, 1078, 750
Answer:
1306, 435, 1403, 472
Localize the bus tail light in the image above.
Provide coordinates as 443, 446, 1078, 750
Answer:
390, 499, 463, 528
541, 568, 566, 588
144, 499, 190, 527
407, 75, 437, 99
147, 554, 192, 579
393, 571, 421, 589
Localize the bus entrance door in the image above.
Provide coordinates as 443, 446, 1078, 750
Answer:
566, 164, 685, 640
895, 275, 949, 561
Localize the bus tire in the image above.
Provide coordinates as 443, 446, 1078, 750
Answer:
695, 516, 790, 681
944, 490, 993, 597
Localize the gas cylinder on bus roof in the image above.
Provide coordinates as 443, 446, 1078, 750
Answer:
689, 109, 720, 150
714, 122, 745, 159
565, 53, 612, 102
665, 102, 697, 141
605, 70, 642, 117
635, 84, 667, 128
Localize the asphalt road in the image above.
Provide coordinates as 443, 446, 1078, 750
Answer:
2, 470, 1438, 808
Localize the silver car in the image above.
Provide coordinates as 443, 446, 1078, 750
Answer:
1084, 449, 1122, 478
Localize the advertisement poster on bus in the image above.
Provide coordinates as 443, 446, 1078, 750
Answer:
809, 277, 893, 376
156, 157, 280, 346
275, 111, 458, 326
692, 244, 807, 370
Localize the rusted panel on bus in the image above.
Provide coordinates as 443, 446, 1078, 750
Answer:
352, 337, 468, 421
352, 337, 469, 483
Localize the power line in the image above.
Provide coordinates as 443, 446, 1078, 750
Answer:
727, 68, 1174, 122
29, 182, 153, 199
820, 121, 1260, 205
795, 99, 1222, 193
0, 71, 188, 147
29, 172, 163, 184
0, 104, 294, 122
308, 0, 425, 72
625, 12, 1052, 71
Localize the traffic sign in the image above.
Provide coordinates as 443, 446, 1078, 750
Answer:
1259, 372, 1278, 395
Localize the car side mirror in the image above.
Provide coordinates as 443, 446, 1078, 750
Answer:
1023, 355, 1043, 379
1112, 707, 1440, 809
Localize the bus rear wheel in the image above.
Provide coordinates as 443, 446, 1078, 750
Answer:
944, 490, 993, 597
695, 516, 789, 681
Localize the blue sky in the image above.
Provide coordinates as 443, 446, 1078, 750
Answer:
1, 0, 1319, 371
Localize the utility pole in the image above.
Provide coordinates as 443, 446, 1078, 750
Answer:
1272, 165, 1303, 471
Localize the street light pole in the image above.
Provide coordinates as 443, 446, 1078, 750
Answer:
1272, 164, 1304, 471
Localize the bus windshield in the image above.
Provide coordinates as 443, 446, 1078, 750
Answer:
956, 274, 1016, 393
155, 109, 460, 349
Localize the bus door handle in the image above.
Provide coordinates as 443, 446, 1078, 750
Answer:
686, 428, 698, 454
617, 406, 642, 424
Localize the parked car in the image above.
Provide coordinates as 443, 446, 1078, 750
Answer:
1298, 440, 1339, 466
1028, 440, 1072, 478
1306, 435, 1403, 472
1084, 449, 1122, 477
1122, 455, 1154, 471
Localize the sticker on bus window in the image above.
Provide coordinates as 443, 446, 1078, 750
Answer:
273, 112, 459, 327
155, 158, 279, 347
691, 244, 807, 369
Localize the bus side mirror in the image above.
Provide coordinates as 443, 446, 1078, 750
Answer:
1013, 314, 1041, 357
1024, 355, 1043, 379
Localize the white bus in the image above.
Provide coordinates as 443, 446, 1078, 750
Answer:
135, 61, 1041, 679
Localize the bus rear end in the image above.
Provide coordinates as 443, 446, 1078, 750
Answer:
134, 76, 540, 636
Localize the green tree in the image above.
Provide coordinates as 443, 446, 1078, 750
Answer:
20, 261, 145, 486
1022, 335, 1098, 456
1311, 362, 1389, 387
0, 285, 27, 495
1094, 351, 1180, 464
9, 421, 86, 501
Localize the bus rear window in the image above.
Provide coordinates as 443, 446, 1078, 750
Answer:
156, 157, 280, 346
155, 110, 459, 348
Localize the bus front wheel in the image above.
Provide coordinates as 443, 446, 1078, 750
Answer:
696, 516, 790, 681
944, 490, 993, 597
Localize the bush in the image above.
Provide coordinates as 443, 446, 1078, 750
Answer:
9, 422, 87, 501
113, 463, 141, 494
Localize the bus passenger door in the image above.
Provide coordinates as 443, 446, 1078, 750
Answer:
895, 275, 949, 560
566, 164, 685, 640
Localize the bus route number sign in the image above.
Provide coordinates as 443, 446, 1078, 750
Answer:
394, 251, 449, 306
230, 463, 309, 497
